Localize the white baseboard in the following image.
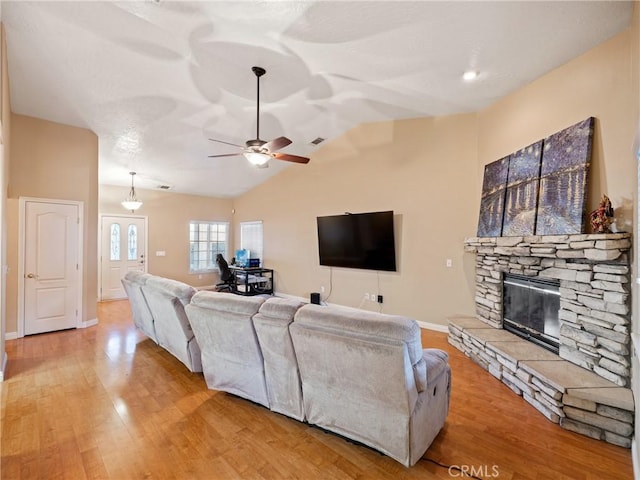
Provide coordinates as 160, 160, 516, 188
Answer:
5, 319, 97, 341
80, 318, 98, 329
417, 321, 449, 333
0, 351, 7, 382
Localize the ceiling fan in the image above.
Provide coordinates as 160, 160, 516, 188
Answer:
208, 66, 310, 168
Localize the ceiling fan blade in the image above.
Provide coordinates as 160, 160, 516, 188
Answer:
263, 136, 292, 152
272, 152, 310, 164
208, 153, 241, 158
209, 138, 244, 148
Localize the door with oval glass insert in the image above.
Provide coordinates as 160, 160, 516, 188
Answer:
100, 215, 147, 300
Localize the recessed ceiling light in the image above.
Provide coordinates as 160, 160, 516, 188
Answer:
463, 70, 479, 81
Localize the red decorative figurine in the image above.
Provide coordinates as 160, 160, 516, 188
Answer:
589, 195, 614, 233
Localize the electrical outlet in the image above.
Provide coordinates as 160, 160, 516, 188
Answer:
321, 286, 325, 293
446, 258, 452, 267
370, 293, 376, 301
364, 293, 370, 301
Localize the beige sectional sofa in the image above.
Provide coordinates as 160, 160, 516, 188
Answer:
123, 272, 450, 467
123, 272, 202, 373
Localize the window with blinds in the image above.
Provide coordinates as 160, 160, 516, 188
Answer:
240, 221, 263, 266
189, 221, 229, 273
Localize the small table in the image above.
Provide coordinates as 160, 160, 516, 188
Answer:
229, 266, 274, 296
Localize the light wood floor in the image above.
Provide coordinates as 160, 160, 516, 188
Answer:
1, 300, 633, 479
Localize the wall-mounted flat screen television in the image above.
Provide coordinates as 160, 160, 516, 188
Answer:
317, 210, 397, 272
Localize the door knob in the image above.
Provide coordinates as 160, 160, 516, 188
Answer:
26, 273, 36, 279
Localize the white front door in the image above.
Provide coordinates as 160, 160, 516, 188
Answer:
23, 200, 81, 335
100, 215, 147, 300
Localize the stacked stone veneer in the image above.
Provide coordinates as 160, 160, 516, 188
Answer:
464, 233, 632, 387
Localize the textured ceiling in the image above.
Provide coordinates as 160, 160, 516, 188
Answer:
2, 1, 634, 198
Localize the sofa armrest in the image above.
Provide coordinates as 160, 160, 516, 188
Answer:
424, 348, 449, 363
421, 349, 448, 389
413, 349, 449, 393
412, 358, 427, 393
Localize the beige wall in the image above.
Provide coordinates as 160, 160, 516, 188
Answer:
234, 27, 637, 328
7, 113, 98, 334
99, 185, 234, 287
233, 115, 479, 325
478, 30, 635, 230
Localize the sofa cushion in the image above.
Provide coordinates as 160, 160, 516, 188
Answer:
122, 271, 156, 343
145, 276, 196, 306
123, 270, 152, 286
294, 304, 424, 369
253, 297, 305, 420
258, 297, 303, 320
190, 290, 265, 315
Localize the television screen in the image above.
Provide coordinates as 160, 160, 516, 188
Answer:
317, 211, 397, 272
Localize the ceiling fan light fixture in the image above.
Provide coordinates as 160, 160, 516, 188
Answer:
121, 171, 143, 212
463, 70, 479, 81
243, 151, 270, 166
208, 66, 309, 166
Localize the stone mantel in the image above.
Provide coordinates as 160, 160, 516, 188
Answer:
463, 232, 632, 387
464, 233, 632, 262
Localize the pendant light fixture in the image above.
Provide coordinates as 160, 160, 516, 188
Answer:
121, 171, 143, 212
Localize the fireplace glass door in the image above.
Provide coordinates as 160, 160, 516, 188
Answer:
502, 274, 560, 353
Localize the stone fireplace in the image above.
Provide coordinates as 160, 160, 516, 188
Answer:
466, 233, 631, 386
448, 232, 634, 447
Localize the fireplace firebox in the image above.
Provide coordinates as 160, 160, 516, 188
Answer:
502, 273, 560, 354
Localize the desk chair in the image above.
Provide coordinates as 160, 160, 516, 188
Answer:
215, 254, 235, 292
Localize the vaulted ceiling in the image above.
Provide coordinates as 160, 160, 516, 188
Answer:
2, 1, 634, 197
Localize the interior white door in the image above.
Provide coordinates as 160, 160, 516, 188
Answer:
24, 201, 80, 335
100, 215, 146, 300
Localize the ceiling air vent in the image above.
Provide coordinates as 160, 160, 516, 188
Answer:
310, 137, 325, 145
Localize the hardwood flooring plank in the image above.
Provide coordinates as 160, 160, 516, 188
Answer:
80, 447, 109, 480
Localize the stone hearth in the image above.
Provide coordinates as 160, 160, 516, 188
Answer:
448, 232, 634, 447
448, 315, 634, 447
